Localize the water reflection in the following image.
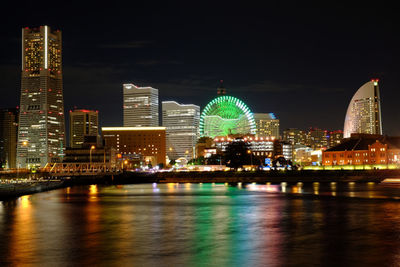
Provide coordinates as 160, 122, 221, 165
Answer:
0, 182, 400, 266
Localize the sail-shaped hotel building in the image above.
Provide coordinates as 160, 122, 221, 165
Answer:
343, 79, 382, 138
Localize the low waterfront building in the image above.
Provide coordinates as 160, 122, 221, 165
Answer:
322, 134, 400, 166
102, 127, 166, 167
63, 146, 117, 166
213, 135, 293, 164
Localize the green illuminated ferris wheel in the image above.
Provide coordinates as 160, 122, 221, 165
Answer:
200, 95, 256, 138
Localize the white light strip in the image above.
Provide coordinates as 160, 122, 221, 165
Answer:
44, 25, 48, 69
102, 127, 166, 131
21, 28, 24, 71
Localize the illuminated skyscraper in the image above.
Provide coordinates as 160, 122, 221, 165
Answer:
253, 113, 280, 138
17, 26, 65, 168
123, 84, 159, 127
69, 109, 99, 148
162, 101, 200, 160
343, 79, 382, 138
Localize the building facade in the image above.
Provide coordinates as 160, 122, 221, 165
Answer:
327, 130, 343, 148
0, 108, 19, 169
307, 128, 328, 150
123, 84, 159, 127
69, 109, 99, 148
322, 134, 400, 166
17, 26, 65, 168
162, 101, 200, 160
283, 128, 307, 146
343, 79, 383, 138
253, 113, 280, 138
102, 127, 166, 166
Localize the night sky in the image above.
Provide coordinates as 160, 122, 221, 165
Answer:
1, 3, 400, 135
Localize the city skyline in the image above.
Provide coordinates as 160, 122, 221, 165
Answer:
1, 4, 400, 135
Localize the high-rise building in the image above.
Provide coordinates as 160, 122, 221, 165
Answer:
0, 108, 19, 169
283, 128, 307, 146
253, 113, 280, 138
69, 109, 99, 148
307, 128, 328, 150
17, 26, 65, 168
343, 79, 382, 138
327, 130, 343, 148
123, 84, 159, 127
162, 101, 200, 160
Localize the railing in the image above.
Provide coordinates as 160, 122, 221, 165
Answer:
43, 162, 121, 176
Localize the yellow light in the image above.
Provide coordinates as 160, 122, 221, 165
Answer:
91, 145, 95, 150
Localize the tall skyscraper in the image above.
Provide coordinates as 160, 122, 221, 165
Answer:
123, 84, 159, 127
0, 108, 19, 169
69, 109, 99, 148
162, 101, 200, 160
253, 113, 280, 138
17, 26, 65, 168
343, 79, 382, 138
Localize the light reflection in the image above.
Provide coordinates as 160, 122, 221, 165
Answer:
9, 194, 37, 264
280, 182, 287, 193
89, 184, 98, 201
313, 182, 319, 195
348, 182, 355, 197
330, 182, 337, 196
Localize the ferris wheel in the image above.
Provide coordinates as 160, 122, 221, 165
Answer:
200, 95, 256, 138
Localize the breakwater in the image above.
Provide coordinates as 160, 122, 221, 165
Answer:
0, 180, 65, 200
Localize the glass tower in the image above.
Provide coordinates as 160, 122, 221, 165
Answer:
17, 26, 65, 168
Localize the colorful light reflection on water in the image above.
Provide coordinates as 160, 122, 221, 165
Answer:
0, 182, 400, 266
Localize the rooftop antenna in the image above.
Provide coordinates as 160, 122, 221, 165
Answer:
217, 80, 226, 95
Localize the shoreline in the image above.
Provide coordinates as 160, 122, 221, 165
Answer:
1, 169, 399, 201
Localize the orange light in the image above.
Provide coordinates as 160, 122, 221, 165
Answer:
117, 153, 122, 159
91, 145, 95, 150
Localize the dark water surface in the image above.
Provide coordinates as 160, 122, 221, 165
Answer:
1, 182, 400, 266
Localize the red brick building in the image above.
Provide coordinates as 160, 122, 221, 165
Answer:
322, 134, 400, 166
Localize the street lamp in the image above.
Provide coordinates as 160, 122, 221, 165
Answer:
247, 149, 253, 166
90, 145, 95, 167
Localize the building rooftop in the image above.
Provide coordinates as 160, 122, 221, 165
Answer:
326, 134, 400, 151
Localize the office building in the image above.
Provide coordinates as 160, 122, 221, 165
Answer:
123, 84, 159, 127
343, 79, 382, 138
69, 109, 99, 148
17, 26, 65, 168
253, 113, 280, 138
307, 128, 328, 150
102, 127, 166, 166
283, 128, 307, 146
327, 130, 343, 148
162, 101, 200, 160
0, 108, 18, 169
